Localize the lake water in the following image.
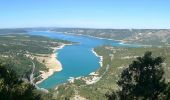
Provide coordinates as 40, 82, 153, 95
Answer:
28, 31, 139, 89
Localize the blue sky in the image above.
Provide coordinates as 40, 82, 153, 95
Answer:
0, 0, 170, 28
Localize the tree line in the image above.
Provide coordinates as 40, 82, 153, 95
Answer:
106, 51, 170, 100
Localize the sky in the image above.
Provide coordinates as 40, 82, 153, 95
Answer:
0, 0, 170, 29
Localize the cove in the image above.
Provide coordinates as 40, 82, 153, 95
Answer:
28, 31, 139, 89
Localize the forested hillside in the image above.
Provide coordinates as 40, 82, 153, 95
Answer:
51, 28, 170, 46
51, 46, 170, 99
0, 34, 70, 82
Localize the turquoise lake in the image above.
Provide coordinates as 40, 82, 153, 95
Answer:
28, 31, 139, 89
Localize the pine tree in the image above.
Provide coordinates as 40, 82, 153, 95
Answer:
0, 60, 41, 100
117, 52, 166, 100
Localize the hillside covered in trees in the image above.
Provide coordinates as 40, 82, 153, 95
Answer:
49, 46, 170, 100
50, 28, 170, 46
1, 29, 170, 100
0, 33, 71, 84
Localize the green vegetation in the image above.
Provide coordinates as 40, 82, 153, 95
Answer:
0, 28, 26, 34
1, 29, 170, 99
51, 28, 133, 40
0, 34, 70, 80
0, 60, 41, 100
52, 46, 170, 99
1, 43, 170, 99
51, 28, 170, 46
0, 33, 73, 99
107, 52, 168, 100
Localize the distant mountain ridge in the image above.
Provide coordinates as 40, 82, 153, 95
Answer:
0, 28, 27, 34
50, 28, 170, 46
1, 28, 170, 46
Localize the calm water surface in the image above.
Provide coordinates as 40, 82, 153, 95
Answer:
28, 31, 138, 89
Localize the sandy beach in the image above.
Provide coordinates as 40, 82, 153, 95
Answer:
35, 44, 65, 84
91, 48, 103, 67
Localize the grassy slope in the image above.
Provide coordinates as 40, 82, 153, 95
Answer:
1, 29, 170, 99
51, 28, 170, 46
0, 34, 70, 79
53, 46, 170, 100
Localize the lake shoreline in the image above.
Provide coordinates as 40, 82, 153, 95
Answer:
51, 31, 151, 47
29, 31, 140, 89
91, 48, 103, 67
50, 31, 127, 44
55, 48, 103, 89
36, 44, 68, 84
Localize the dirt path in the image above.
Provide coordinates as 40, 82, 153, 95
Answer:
30, 61, 35, 84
